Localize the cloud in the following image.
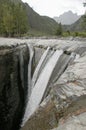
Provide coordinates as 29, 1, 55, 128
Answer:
22, 0, 85, 17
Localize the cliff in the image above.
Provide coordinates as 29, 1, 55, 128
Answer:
21, 38, 86, 130
0, 38, 86, 130
0, 42, 29, 130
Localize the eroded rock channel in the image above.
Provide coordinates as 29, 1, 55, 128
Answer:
0, 38, 86, 130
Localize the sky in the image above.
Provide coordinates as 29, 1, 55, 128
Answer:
22, 0, 86, 17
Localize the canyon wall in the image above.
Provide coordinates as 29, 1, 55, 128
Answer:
0, 43, 29, 130
0, 38, 86, 130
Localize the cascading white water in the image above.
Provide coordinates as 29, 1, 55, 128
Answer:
31, 47, 50, 88
40, 52, 76, 100
27, 45, 34, 98
31, 47, 54, 88
22, 49, 63, 125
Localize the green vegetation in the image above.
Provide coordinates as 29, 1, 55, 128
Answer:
0, 0, 29, 37
3, 0, 86, 38
62, 14, 86, 37
0, 0, 63, 37
62, 1, 86, 38
24, 3, 59, 36
56, 23, 63, 36
82, 15, 86, 30
0, 0, 60, 37
63, 31, 86, 37
25, 29, 51, 37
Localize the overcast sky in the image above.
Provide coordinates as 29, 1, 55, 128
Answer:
22, 0, 86, 17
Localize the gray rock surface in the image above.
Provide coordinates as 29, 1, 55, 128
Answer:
0, 37, 86, 130
21, 37, 86, 130
52, 112, 86, 130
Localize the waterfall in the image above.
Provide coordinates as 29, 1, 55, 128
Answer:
38, 52, 76, 101
21, 45, 76, 127
22, 49, 63, 125
27, 45, 34, 98
31, 47, 54, 88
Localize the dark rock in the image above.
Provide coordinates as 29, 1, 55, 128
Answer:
0, 44, 29, 130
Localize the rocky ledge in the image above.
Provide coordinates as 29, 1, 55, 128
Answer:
0, 38, 86, 130
21, 38, 86, 130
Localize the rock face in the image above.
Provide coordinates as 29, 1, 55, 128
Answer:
21, 38, 86, 130
53, 11, 81, 25
52, 112, 86, 130
0, 38, 86, 130
0, 43, 29, 130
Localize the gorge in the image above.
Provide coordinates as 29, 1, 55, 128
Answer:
0, 37, 86, 130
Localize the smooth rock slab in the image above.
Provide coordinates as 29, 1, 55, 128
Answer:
21, 96, 58, 130
52, 112, 86, 130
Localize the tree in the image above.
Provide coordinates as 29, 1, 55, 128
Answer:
2, 4, 14, 36
0, 4, 4, 35
13, 3, 29, 36
56, 23, 62, 36
0, 0, 29, 37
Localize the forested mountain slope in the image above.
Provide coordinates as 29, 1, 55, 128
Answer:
0, 0, 58, 37
24, 3, 58, 35
63, 15, 86, 32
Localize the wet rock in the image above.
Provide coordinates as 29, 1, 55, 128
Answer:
22, 50, 63, 125
52, 112, 86, 130
0, 38, 86, 130
34, 47, 45, 67
0, 44, 29, 130
21, 96, 58, 130
49, 52, 86, 130
21, 42, 86, 130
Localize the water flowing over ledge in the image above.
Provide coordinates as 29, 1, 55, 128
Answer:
22, 49, 63, 125
0, 38, 86, 130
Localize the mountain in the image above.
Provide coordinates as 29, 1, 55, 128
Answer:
0, 0, 59, 37
64, 15, 86, 32
12, 0, 59, 35
54, 11, 81, 25
11, 0, 58, 34
24, 3, 58, 35
10, 0, 21, 3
